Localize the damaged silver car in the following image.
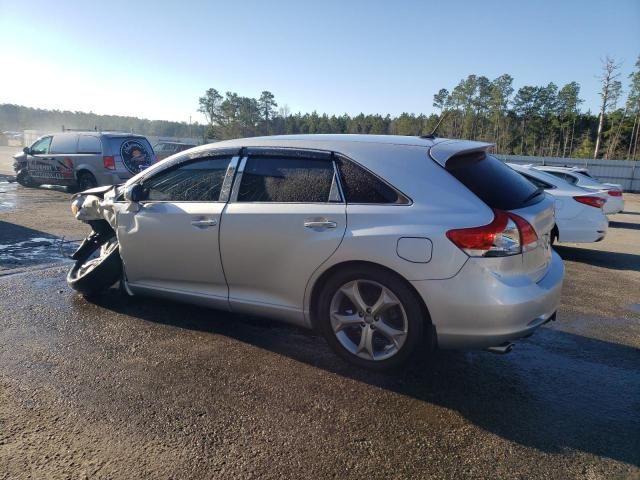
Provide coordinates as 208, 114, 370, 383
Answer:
68, 134, 563, 370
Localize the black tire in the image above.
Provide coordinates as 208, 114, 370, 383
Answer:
76, 171, 98, 191
551, 225, 559, 245
316, 265, 429, 371
67, 235, 122, 297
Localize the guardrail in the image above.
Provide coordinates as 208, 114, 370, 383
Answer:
496, 155, 640, 192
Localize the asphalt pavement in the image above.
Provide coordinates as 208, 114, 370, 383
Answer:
0, 177, 638, 479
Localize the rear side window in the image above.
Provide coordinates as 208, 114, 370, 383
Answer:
49, 135, 78, 154
445, 153, 541, 210
521, 173, 553, 190
144, 156, 231, 202
78, 136, 102, 154
237, 156, 338, 203
549, 171, 578, 185
337, 158, 408, 204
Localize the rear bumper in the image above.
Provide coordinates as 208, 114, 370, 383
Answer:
411, 251, 564, 349
604, 196, 624, 215
558, 211, 608, 243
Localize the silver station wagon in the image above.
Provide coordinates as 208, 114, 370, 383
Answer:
68, 134, 564, 369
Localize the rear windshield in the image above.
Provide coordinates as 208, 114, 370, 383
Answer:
445, 152, 542, 210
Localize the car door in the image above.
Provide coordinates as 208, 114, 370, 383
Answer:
117, 154, 238, 308
220, 149, 346, 324
26, 135, 53, 182
48, 134, 79, 185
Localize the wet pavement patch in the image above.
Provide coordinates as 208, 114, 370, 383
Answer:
0, 179, 17, 211
627, 303, 640, 315
0, 235, 78, 271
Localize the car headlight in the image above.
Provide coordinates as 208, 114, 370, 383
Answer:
71, 196, 84, 216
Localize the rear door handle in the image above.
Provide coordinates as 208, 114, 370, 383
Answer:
304, 220, 337, 230
191, 219, 218, 228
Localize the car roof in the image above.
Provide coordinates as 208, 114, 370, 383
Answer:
537, 165, 585, 174
49, 131, 148, 139
201, 134, 440, 150
508, 163, 585, 192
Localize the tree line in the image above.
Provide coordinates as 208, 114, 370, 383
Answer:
0, 104, 206, 139
199, 56, 640, 160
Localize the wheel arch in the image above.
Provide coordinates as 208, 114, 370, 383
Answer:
308, 260, 434, 334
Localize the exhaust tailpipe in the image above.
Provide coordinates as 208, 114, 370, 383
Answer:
486, 342, 514, 354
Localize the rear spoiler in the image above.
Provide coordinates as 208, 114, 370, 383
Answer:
428, 140, 495, 167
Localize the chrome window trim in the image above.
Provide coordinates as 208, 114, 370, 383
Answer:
228, 152, 344, 205
333, 153, 413, 206
229, 156, 247, 203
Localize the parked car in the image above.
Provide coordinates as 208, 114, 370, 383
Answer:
153, 141, 198, 161
66, 135, 563, 369
13, 132, 156, 190
508, 164, 608, 243
535, 166, 624, 214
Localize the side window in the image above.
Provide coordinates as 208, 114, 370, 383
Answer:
522, 173, 552, 190
78, 136, 102, 154
49, 135, 78, 154
337, 158, 408, 204
237, 156, 338, 203
564, 173, 578, 185
30, 136, 52, 155
144, 156, 231, 202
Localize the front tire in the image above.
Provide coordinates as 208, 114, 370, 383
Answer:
16, 169, 38, 187
67, 235, 122, 297
316, 265, 427, 370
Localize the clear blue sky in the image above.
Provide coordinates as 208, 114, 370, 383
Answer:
1, 0, 638, 123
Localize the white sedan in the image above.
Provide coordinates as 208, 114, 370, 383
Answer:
508, 164, 608, 244
535, 166, 624, 214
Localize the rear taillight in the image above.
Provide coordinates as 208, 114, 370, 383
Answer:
103, 156, 115, 170
446, 209, 538, 257
574, 195, 605, 208
608, 190, 622, 197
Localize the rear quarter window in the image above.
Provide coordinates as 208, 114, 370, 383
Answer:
445, 153, 541, 210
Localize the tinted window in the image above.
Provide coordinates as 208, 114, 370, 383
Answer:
446, 153, 541, 210
237, 156, 337, 203
337, 158, 406, 204
78, 136, 101, 154
521, 173, 553, 190
50, 135, 78, 154
144, 156, 231, 202
30, 136, 52, 155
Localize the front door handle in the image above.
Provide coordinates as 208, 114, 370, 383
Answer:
191, 219, 218, 228
304, 220, 337, 230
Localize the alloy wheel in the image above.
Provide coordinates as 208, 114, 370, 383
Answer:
329, 279, 408, 361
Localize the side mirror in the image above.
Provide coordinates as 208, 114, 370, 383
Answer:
124, 184, 145, 203
23, 146, 31, 155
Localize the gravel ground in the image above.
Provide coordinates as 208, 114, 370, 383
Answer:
0, 179, 638, 479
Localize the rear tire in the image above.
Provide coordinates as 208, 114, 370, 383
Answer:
67, 235, 122, 297
316, 265, 428, 371
76, 171, 98, 191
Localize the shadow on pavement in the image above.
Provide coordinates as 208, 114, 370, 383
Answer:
90, 290, 640, 466
554, 245, 640, 271
608, 220, 640, 231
